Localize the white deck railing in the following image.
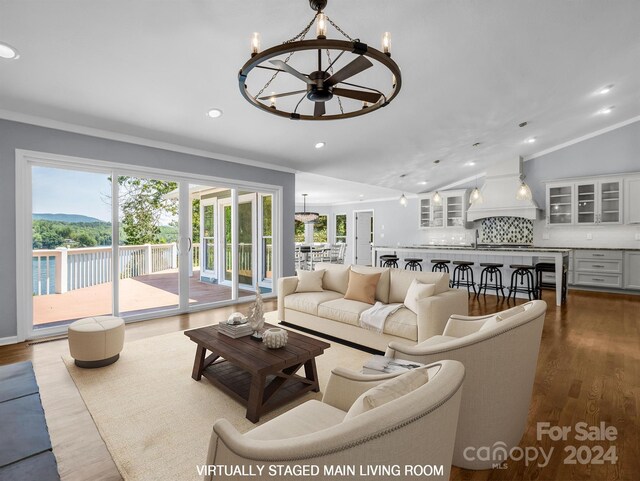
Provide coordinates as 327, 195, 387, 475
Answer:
33, 243, 179, 295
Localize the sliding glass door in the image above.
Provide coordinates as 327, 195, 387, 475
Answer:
20, 152, 280, 339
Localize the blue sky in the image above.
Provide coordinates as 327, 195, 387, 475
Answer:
32, 166, 112, 222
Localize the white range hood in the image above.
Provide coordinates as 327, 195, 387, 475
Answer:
467, 157, 540, 221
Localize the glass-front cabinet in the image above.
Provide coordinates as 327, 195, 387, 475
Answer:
418, 190, 469, 229
546, 177, 623, 226
419, 198, 431, 227
547, 184, 573, 225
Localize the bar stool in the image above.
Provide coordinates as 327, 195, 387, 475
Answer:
535, 262, 568, 303
404, 258, 423, 271
431, 259, 450, 273
451, 261, 476, 295
379, 254, 396, 267
477, 263, 506, 299
507, 265, 537, 302
381, 256, 399, 268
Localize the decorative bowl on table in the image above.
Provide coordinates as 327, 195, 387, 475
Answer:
262, 328, 288, 349
227, 312, 247, 325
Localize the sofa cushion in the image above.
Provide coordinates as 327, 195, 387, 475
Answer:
344, 367, 430, 420
389, 270, 449, 302
284, 291, 344, 316
384, 307, 418, 341
314, 263, 350, 294
245, 400, 346, 440
295, 269, 325, 293
318, 298, 372, 326
496, 304, 526, 321
417, 335, 458, 346
344, 270, 381, 305
350, 266, 390, 304
403, 280, 436, 314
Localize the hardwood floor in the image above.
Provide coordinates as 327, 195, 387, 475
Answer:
1, 290, 638, 480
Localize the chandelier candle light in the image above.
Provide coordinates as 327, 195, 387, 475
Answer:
238, 0, 402, 120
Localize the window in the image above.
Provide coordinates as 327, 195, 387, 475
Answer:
261, 195, 272, 281
294, 219, 305, 242
335, 214, 347, 243
313, 215, 328, 243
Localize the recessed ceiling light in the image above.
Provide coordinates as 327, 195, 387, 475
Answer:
465, 161, 476, 166
0, 42, 20, 60
207, 108, 223, 118
525, 138, 536, 144
315, 142, 326, 149
598, 84, 614, 95
597, 106, 614, 115
418, 181, 428, 185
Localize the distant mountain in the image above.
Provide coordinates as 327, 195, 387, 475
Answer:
33, 213, 108, 224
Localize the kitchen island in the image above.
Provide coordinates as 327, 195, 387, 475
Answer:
373, 245, 571, 306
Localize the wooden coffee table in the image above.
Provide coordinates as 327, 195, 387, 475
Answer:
185, 323, 330, 423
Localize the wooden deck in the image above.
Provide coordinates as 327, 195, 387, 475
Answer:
32, 269, 255, 327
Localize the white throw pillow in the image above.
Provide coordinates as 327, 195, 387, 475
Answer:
479, 305, 526, 331
344, 367, 429, 420
403, 279, 436, 314
295, 269, 325, 293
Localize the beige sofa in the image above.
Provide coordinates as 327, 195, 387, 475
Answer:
277, 263, 469, 351
205, 360, 465, 481
385, 300, 547, 469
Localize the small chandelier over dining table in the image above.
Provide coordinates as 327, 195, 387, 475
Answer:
238, 0, 402, 121
295, 194, 320, 223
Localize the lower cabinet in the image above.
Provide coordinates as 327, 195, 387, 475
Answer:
572, 250, 624, 289
625, 252, 640, 290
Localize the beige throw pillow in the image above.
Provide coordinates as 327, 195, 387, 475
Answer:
496, 304, 526, 321
403, 279, 436, 314
295, 269, 325, 293
344, 367, 430, 420
344, 270, 381, 304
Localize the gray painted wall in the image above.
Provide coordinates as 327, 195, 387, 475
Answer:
0, 119, 295, 339
524, 120, 640, 204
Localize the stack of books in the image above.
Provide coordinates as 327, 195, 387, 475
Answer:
363, 355, 425, 374
218, 321, 253, 339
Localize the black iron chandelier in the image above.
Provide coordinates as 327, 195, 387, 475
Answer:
238, 0, 402, 121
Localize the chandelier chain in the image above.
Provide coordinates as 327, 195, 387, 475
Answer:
324, 49, 344, 114
325, 15, 356, 42
254, 13, 318, 100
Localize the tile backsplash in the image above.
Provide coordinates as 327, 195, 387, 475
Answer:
480, 217, 533, 244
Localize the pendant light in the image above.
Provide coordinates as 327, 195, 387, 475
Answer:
399, 193, 408, 207
432, 191, 442, 205
516, 179, 533, 201
469, 175, 483, 205
294, 194, 320, 223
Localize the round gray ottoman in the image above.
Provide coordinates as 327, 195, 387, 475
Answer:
68, 316, 125, 368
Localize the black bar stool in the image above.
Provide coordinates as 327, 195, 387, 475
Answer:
477, 263, 506, 299
451, 261, 476, 295
431, 259, 450, 273
535, 262, 568, 303
404, 258, 423, 271
381, 256, 399, 268
507, 264, 536, 302
379, 255, 396, 267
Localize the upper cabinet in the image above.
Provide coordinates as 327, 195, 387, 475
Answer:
419, 189, 469, 228
545, 175, 625, 226
624, 176, 640, 224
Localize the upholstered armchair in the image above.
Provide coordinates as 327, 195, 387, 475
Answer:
385, 300, 547, 470
205, 360, 465, 481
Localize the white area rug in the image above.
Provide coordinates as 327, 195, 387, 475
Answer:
63, 317, 370, 481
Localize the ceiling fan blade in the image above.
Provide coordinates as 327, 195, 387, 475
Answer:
314, 101, 326, 117
325, 56, 373, 87
332, 87, 382, 104
269, 60, 314, 85
258, 89, 307, 101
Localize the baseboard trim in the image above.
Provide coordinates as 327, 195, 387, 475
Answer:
279, 321, 383, 356
0, 336, 19, 346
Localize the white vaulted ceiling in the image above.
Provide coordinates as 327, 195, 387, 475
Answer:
1, 1, 639, 196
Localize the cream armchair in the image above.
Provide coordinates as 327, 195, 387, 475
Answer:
385, 300, 547, 470
205, 360, 465, 481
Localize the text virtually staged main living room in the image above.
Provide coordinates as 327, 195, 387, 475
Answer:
0, 1, 639, 480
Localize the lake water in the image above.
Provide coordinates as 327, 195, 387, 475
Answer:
33, 257, 56, 295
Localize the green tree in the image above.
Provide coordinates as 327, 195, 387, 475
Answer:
115, 177, 178, 245
294, 220, 305, 243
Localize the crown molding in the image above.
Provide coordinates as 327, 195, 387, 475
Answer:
0, 109, 297, 174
